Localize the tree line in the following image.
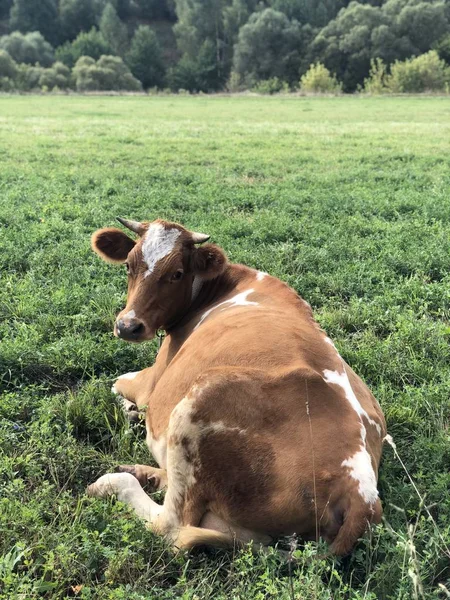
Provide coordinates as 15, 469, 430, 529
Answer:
0, 0, 449, 93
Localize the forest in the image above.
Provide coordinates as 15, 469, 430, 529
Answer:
0, 1, 450, 93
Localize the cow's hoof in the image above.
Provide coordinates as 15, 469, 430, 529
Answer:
117, 395, 141, 423
87, 472, 139, 498
116, 464, 166, 492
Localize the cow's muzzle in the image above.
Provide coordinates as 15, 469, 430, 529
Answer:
115, 317, 146, 342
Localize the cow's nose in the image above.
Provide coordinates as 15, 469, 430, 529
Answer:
116, 317, 145, 341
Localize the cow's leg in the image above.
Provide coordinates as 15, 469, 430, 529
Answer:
87, 397, 199, 538
88, 391, 268, 550
116, 464, 168, 492
87, 472, 164, 526
111, 367, 153, 422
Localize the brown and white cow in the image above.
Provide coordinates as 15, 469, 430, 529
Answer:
88, 218, 386, 555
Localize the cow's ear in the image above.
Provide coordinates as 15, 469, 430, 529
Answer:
191, 244, 227, 280
91, 228, 135, 263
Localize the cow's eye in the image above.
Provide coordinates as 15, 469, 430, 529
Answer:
171, 270, 184, 281
125, 262, 130, 273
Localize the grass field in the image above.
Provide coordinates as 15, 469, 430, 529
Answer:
1, 95, 450, 599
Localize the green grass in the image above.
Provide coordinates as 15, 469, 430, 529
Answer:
0, 95, 449, 599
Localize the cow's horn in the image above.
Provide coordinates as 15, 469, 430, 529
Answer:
191, 232, 210, 244
116, 217, 146, 235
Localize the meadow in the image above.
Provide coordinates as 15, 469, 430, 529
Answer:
0, 94, 449, 599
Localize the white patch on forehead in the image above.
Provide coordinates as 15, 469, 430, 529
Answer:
256, 271, 267, 281
123, 309, 136, 320
194, 288, 258, 330
342, 447, 379, 504
142, 223, 181, 278
322, 369, 381, 435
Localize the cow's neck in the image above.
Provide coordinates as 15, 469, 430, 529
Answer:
166, 264, 249, 336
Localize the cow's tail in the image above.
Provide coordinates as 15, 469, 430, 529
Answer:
330, 496, 382, 556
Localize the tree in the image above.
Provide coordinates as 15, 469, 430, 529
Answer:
100, 3, 128, 56
9, 0, 59, 45
168, 40, 221, 91
55, 28, 111, 68
434, 34, 450, 65
307, 0, 450, 90
0, 31, 54, 66
0, 0, 12, 20
135, 0, 176, 20
59, 0, 100, 42
269, 0, 347, 26
73, 54, 141, 90
233, 9, 308, 87
174, 0, 232, 84
395, 1, 448, 54
126, 25, 165, 88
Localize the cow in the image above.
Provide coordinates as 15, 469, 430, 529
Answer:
87, 217, 386, 555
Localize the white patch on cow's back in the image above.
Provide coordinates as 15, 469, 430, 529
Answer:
324, 336, 336, 349
142, 223, 181, 278
194, 289, 258, 330
323, 367, 381, 504
322, 368, 381, 435
342, 447, 379, 504
256, 271, 267, 281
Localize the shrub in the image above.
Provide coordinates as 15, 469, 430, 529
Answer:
15, 63, 45, 91
226, 71, 244, 92
386, 50, 450, 93
363, 58, 388, 94
300, 62, 342, 93
0, 31, 54, 67
0, 49, 18, 79
0, 76, 15, 91
252, 77, 290, 94
73, 54, 141, 91
55, 28, 112, 69
39, 61, 72, 90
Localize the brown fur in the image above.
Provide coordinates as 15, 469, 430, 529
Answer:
90, 219, 387, 555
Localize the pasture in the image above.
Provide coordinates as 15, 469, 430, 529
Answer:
0, 95, 449, 599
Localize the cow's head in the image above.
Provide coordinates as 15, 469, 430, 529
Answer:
91, 218, 227, 342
